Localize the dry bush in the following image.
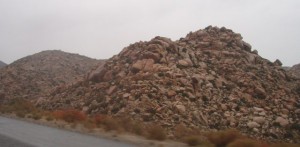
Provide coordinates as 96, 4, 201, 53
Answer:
53, 109, 86, 123
227, 139, 265, 147
184, 135, 203, 146
118, 116, 144, 135
31, 112, 42, 120
0, 105, 9, 113
0, 99, 44, 119
206, 129, 243, 147
102, 116, 121, 131
270, 143, 300, 147
46, 115, 54, 121
174, 124, 191, 139
16, 111, 26, 118
2, 99, 37, 114
93, 114, 106, 126
146, 124, 167, 141
82, 119, 96, 131
92, 114, 144, 134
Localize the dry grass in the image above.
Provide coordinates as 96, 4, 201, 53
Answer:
0, 99, 45, 120
205, 129, 243, 147
146, 124, 167, 141
53, 109, 86, 123
118, 116, 144, 135
101, 116, 121, 131
270, 143, 300, 147
226, 139, 265, 147
184, 135, 203, 146
1, 100, 300, 146
91, 114, 144, 135
174, 124, 191, 139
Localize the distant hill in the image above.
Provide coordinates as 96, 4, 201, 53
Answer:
0, 60, 7, 68
0, 50, 105, 102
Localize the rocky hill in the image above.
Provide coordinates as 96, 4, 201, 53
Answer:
39, 27, 300, 142
289, 63, 300, 79
0, 50, 104, 102
0, 60, 7, 68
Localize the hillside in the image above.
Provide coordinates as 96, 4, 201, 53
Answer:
0, 60, 7, 68
289, 63, 300, 79
39, 27, 300, 142
0, 50, 105, 102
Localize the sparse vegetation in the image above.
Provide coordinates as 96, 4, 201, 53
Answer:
100, 116, 121, 131
184, 135, 204, 146
226, 139, 264, 147
146, 124, 167, 141
1, 100, 300, 146
53, 109, 86, 123
0, 99, 44, 120
206, 129, 243, 147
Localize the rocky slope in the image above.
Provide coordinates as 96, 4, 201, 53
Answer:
39, 27, 300, 142
288, 63, 300, 79
0, 50, 104, 102
0, 60, 7, 68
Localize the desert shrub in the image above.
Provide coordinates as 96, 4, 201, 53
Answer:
82, 119, 96, 131
92, 114, 121, 131
93, 114, 105, 126
0, 105, 10, 113
118, 116, 144, 135
8, 99, 37, 113
146, 124, 167, 141
31, 112, 42, 120
101, 116, 121, 131
206, 129, 243, 147
184, 135, 203, 146
0, 99, 38, 116
226, 139, 264, 147
16, 111, 26, 118
174, 124, 193, 139
270, 143, 300, 147
53, 109, 86, 123
46, 115, 54, 121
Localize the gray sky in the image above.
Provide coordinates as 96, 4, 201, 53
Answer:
0, 0, 299, 66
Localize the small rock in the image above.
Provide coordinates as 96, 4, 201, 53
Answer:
253, 117, 265, 124
178, 58, 193, 67
175, 105, 186, 114
167, 90, 176, 97
275, 117, 289, 127
253, 107, 264, 112
281, 109, 289, 115
247, 121, 260, 128
221, 104, 228, 111
122, 93, 131, 98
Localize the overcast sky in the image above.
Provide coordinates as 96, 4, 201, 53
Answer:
0, 0, 299, 66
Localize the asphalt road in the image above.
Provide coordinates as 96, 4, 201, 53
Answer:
0, 116, 136, 147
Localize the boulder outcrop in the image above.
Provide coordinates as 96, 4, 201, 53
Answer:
39, 27, 300, 142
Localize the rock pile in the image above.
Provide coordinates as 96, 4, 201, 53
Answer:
0, 50, 104, 102
39, 27, 300, 142
0, 60, 7, 68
